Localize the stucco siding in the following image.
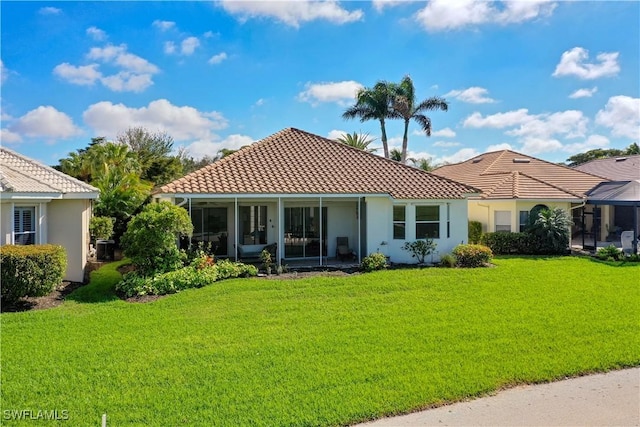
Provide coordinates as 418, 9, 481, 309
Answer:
1, 202, 13, 244
469, 200, 573, 233
48, 199, 91, 282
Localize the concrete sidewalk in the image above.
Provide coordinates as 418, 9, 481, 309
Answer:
360, 367, 640, 426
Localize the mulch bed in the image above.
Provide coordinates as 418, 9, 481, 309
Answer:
1, 281, 86, 313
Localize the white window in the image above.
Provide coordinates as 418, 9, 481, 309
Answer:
393, 205, 406, 240
495, 211, 511, 232
14, 206, 36, 245
416, 205, 440, 239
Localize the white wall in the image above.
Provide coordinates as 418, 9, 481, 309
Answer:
469, 200, 572, 233
0, 202, 13, 244
48, 199, 91, 282
365, 197, 469, 264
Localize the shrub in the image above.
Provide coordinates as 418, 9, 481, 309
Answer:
402, 239, 437, 264
529, 207, 572, 254
468, 221, 483, 244
452, 244, 493, 268
481, 232, 533, 254
89, 216, 114, 240
596, 245, 623, 261
440, 253, 457, 268
260, 249, 273, 273
1, 244, 67, 304
361, 252, 388, 272
121, 201, 193, 277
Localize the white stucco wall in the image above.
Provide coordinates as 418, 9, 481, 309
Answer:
0, 202, 13, 244
365, 197, 469, 264
48, 199, 91, 282
468, 200, 573, 233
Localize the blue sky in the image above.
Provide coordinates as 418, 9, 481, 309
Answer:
1, 1, 639, 167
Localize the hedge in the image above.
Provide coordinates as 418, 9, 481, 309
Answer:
1, 244, 67, 304
481, 232, 563, 255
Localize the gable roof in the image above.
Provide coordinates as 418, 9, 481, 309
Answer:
574, 155, 640, 181
586, 180, 640, 205
432, 149, 607, 200
158, 128, 478, 199
0, 147, 98, 196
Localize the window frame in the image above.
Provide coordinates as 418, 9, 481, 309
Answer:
14, 206, 37, 245
415, 205, 440, 239
393, 205, 406, 240
494, 210, 511, 233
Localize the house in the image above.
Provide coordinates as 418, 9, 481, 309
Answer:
0, 147, 99, 282
431, 150, 607, 241
574, 156, 640, 253
155, 128, 479, 265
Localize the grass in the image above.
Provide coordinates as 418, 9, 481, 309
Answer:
1, 256, 638, 426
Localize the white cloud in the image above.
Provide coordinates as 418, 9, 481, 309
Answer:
53, 63, 102, 85
86, 26, 107, 41
464, 108, 590, 155
254, 98, 266, 107
153, 20, 176, 31
39, 7, 61, 15
100, 72, 154, 93
219, 0, 363, 28
432, 127, 456, 138
437, 148, 480, 164
203, 31, 216, 38
414, 0, 556, 32
0, 128, 22, 144
164, 41, 176, 54
432, 140, 461, 148
486, 143, 513, 152
87, 44, 159, 74
181, 37, 200, 55
595, 95, 640, 140
372, 0, 403, 12
83, 99, 228, 142
553, 47, 620, 80
327, 129, 347, 140
208, 52, 228, 65
184, 134, 254, 159
3, 106, 82, 142
569, 87, 598, 99
445, 87, 496, 104
298, 80, 363, 106
563, 134, 610, 153
1, 60, 9, 85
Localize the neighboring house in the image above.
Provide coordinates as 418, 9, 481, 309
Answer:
432, 150, 607, 241
0, 147, 99, 282
575, 155, 640, 252
155, 128, 479, 265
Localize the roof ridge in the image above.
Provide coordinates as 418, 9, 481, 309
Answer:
512, 171, 519, 198
482, 173, 514, 198
0, 146, 98, 192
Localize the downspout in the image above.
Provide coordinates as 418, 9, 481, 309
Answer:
357, 197, 361, 264
278, 197, 282, 267
234, 197, 238, 261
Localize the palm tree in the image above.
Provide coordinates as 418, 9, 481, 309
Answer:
390, 148, 416, 164
335, 132, 377, 153
342, 81, 394, 159
412, 157, 436, 171
391, 75, 448, 164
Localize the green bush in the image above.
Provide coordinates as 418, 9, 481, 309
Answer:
529, 207, 572, 254
481, 232, 532, 254
468, 221, 483, 244
361, 252, 388, 272
1, 244, 67, 304
116, 261, 258, 297
596, 245, 623, 261
452, 244, 493, 268
402, 238, 437, 264
89, 216, 114, 240
440, 253, 457, 268
121, 201, 193, 277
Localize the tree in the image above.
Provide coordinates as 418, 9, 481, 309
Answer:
335, 132, 377, 153
412, 157, 436, 171
117, 127, 183, 186
391, 75, 448, 164
529, 207, 573, 254
565, 143, 640, 166
343, 81, 394, 159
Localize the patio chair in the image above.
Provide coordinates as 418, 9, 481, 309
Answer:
620, 231, 635, 255
336, 236, 356, 262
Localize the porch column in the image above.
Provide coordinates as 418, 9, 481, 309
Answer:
319, 196, 323, 266
234, 197, 238, 261
633, 203, 639, 254
278, 197, 282, 267
357, 197, 361, 264
594, 204, 599, 251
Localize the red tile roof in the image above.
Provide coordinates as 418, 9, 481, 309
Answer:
432, 150, 607, 200
159, 128, 478, 199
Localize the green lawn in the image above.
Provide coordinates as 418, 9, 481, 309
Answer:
1, 257, 638, 426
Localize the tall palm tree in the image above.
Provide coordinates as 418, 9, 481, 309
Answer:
342, 81, 393, 158
390, 148, 416, 164
335, 132, 377, 153
391, 75, 448, 164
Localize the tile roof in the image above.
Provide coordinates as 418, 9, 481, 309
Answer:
574, 155, 640, 181
0, 147, 98, 195
432, 150, 607, 200
158, 128, 478, 199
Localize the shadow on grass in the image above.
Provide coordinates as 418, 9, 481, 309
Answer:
66, 259, 129, 303
585, 256, 640, 268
